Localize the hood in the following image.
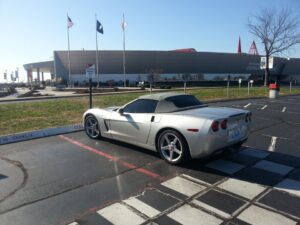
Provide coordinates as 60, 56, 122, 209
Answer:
105, 106, 120, 112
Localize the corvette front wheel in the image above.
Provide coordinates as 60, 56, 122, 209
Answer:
84, 115, 101, 139
157, 130, 190, 164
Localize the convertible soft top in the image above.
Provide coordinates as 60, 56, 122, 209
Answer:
138, 92, 186, 101
139, 92, 204, 113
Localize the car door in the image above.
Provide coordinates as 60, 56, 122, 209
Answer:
109, 99, 158, 144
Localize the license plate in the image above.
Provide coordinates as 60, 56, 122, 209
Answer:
228, 127, 241, 142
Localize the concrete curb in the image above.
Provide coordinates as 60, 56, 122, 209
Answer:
0, 124, 83, 145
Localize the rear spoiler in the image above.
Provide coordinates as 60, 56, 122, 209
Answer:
229, 113, 245, 118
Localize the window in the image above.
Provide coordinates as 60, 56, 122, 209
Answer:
123, 99, 158, 113
166, 95, 202, 108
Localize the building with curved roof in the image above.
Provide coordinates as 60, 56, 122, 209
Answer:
23, 50, 300, 85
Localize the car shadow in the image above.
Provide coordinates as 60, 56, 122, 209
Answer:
99, 137, 159, 158
96, 137, 300, 193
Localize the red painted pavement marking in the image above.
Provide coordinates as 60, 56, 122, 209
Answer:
59, 135, 163, 180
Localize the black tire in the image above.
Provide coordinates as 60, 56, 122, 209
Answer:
157, 129, 190, 164
84, 115, 101, 139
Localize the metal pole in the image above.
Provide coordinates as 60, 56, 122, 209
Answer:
4, 70, 7, 84
227, 80, 229, 97
122, 13, 126, 87
67, 14, 71, 87
184, 82, 186, 93
95, 14, 99, 88
89, 78, 92, 108
16, 67, 19, 84
248, 81, 250, 96
290, 81, 292, 93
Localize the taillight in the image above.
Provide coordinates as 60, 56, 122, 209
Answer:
221, 119, 227, 129
211, 121, 219, 132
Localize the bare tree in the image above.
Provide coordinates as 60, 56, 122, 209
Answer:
148, 69, 163, 83
248, 8, 300, 86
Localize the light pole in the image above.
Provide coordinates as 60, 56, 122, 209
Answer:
4, 70, 7, 84
226, 75, 231, 98
247, 80, 250, 96
16, 67, 19, 84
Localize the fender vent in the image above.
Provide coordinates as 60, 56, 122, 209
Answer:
103, 120, 109, 131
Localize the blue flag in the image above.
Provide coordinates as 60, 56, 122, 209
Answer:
96, 20, 104, 34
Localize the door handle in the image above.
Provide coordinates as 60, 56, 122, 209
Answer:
151, 116, 155, 122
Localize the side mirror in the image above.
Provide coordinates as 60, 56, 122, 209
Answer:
119, 108, 124, 115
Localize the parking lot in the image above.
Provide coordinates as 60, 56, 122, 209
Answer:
0, 95, 299, 225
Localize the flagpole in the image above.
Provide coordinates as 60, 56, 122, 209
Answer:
67, 13, 71, 87
122, 13, 126, 87
95, 14, 100, 88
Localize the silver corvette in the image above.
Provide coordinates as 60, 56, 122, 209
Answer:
83, 92, 251, 164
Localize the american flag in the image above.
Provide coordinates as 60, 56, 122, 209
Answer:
67, 16, 74, 28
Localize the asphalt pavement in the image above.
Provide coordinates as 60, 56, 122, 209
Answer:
0, 95, 299, 225
211, 95, 300, 157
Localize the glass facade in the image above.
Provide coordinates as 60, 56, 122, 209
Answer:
71, 73, 251, 85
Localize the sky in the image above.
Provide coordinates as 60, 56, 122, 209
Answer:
0, 0, 300, 82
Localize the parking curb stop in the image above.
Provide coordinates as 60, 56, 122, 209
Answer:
0, 124, 83, 145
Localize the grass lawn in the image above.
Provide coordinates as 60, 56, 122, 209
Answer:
0, 86, 299, 136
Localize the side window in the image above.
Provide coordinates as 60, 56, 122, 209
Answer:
123, 99, 158, 113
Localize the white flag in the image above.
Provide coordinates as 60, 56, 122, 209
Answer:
122, 21, 127, 30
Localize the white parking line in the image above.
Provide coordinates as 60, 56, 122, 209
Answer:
218, 178, 266, 200
161, 176, 206, 197
238, 205, 297, 225
97, 202, 145, 225
67, 223, 79, 225
261, 105, 268, 110
243, 103, 251, 108
168, 204, 223, 225
282, 107, 286, 112
268, 136, 277, 152
124, 197, 161, 218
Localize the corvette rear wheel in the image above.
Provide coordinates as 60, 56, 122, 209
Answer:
84, 115, 101, 139
157, 130, 190, 164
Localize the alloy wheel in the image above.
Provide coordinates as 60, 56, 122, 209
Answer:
159, 132, 183, 162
